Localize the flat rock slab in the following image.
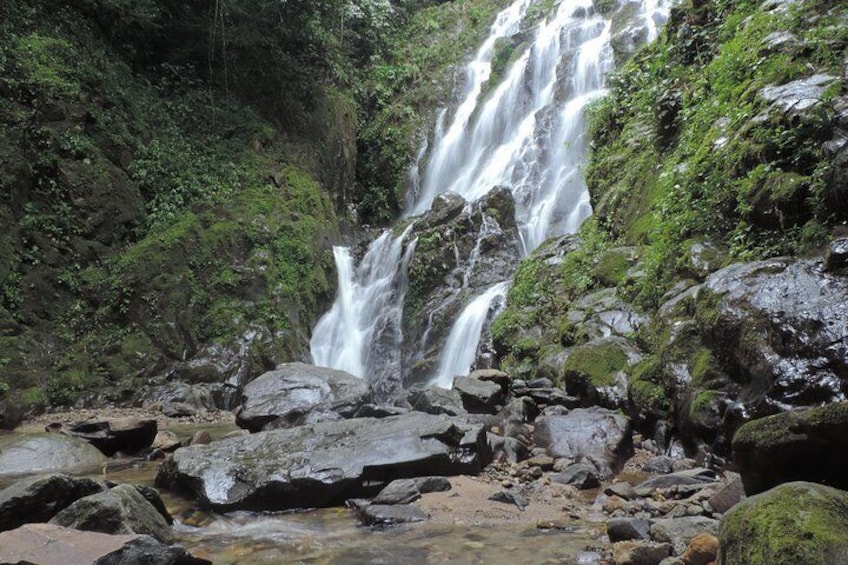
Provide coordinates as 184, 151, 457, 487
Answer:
0, 433, 105, 477
373, 476, 452, 505
534, 408, 633, 478
235, 363, 372, 432
452, 376, 504, 413
0, 523, 208, 565
157, 412, 490, 512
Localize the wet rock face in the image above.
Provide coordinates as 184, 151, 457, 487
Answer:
718, 482, 848, 565
732, 402, 848, 495
0, 433, 105, 477
402, 187, 521, 388
157, 412, 491, 512
50, 484, 173, 543
534, 408, 634, 478
652, 257, 848, 451
702, 258, 848, 409
0, 474, 105, 532
235, 363, 372, 432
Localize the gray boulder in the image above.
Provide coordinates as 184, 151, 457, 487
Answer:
452, 375, 504, 413
0, 433, 105, 477
707, 473, 745, 514
534, 408, 634, 478
608, 518, 653, 542
0, 474, 104, 532
406, 387, 467, 416
552, 464, 600, 489
649, 516, 720, 556
348, 500, 429, 526
157, 412, 490, 511
373, 476, 451, 505
634, 469, 717, 497
235, 363, 372, 432
50, 484, 174, 543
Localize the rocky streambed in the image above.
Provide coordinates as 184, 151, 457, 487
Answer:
7, 362, 846, 564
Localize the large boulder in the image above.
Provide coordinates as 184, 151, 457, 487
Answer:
63, 418, 158, 456
0, 474, 105, 532
49, 484, 173, 543
0, 433, 105, 477
157, 412, 490, 511
731, 403, 848, 494
534, 407, 634, 478
718, 482, 848, 565
406, 387, 467, 416
650, 257, 848, 451
234, 363, 372, 432
0, 523, 208, 565
452, 375, 504, 413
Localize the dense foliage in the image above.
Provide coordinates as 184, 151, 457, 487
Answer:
0, 0, 514, 415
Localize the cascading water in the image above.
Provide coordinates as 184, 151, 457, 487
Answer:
311, 0, 670, 395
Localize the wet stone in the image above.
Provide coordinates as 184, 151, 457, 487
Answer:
488, 490, 527, 510
348, 500, 430, 527
607, 518, 653, 542
551, 464, 600, 490
372, 477, 451, 505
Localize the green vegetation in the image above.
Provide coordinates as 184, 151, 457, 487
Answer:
0, 0, 513, 412
587, 0, 847, 307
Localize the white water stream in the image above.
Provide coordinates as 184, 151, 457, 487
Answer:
311, 0, 669, 394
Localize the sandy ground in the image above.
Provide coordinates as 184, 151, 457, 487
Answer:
418, 474, 600, 529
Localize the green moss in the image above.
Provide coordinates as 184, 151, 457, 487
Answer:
733, 403, 848, 450
590, 249, 631, 287
626, 354, 673, 418
586, 0, 847, 307
719, 482, 848, 565
562, 341, 629, 389
688, 389, 720, 423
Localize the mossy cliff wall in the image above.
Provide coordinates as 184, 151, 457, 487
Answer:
491, 0, 848, 452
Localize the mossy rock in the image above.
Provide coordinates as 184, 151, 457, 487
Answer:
732, 403, 848, 494
718, 481, 848, 565
561, 337, 638, 408
627, 355, 670, 421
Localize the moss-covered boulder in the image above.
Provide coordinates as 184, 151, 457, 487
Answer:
732, 403, 848, 495
561, 336, 642, 409
718, 482, 848, 565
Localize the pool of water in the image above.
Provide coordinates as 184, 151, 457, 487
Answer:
3, 422, 606, 564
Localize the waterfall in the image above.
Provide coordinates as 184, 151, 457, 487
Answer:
311, 0, 670, 393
